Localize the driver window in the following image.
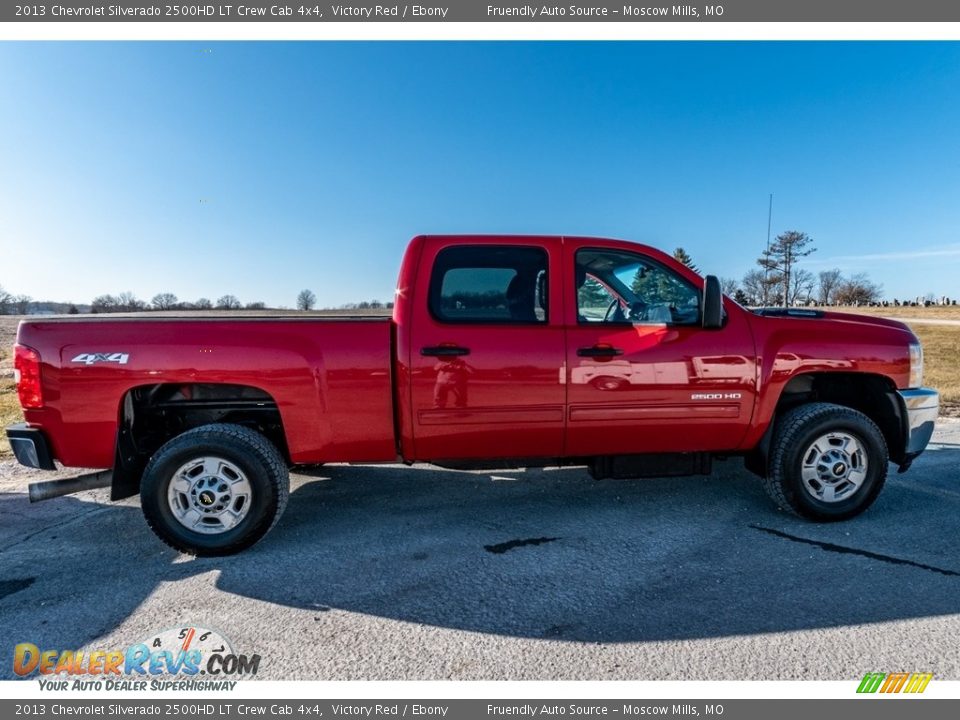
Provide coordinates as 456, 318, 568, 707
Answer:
575, 248, 700, 325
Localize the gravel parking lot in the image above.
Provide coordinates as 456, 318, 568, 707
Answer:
1, 420, 959, 681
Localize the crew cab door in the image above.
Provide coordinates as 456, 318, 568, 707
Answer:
564, 241, 757, 456
408, 238, 565, 461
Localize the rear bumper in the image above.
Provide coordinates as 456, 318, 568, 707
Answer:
5, 424, 56, 470
897, 388, 939, 463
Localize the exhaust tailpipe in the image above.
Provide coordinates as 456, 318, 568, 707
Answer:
28, 471, 112, 503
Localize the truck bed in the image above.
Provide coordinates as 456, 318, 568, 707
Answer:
16, 316, 398, 468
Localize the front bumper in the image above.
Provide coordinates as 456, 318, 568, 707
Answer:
5, 423, 56, 470
897, 388, 939, 463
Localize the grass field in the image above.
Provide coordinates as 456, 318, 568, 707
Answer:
910, 324, 960, 414
834, 305, 960, 321
1, 309, 958, 457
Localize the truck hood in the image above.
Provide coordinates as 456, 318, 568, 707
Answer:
751, 308, 914, 335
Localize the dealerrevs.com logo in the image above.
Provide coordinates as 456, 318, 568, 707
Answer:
13, 625, 260, 691
857, 672, 933, 694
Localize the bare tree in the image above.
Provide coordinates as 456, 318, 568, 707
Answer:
719, 277, 739, 296
758, 230, 816, 308
116, 291, 145, 312
216, 294, 241, 310
151, 293, 179, 310
741, 269, 777, 306
817, 269, 843, 306
788, 269, 815, 306
67, 304, 80, 315
835, 274, 883, 306
296, 289, 317, 311
13, 294, 32, 315
245, 301, 266, 309
91, 294, 120, 314
194, 297, 213, 310
0, 284, 11, 314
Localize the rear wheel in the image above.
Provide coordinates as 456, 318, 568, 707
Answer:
762, 403, 888, 521
140, 423, 289, 556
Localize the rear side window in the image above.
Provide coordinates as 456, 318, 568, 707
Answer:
429, 245, 548, 324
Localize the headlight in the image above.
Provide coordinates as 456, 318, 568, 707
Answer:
909, 342, 924, 388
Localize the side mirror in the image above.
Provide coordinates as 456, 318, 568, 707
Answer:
702, 275, 723, 329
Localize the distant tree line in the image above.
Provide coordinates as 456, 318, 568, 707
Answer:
300, 288, 393, 311
88, 292, 266, 313
691, 231, 889, 308
0, 284, 396, 315
340, 299, 394, 310
729, 267, 886, 307
318, 299, 394, 311
0, 284, 33, 315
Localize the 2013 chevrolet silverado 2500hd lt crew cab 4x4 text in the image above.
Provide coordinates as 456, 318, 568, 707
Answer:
6, 235, 940, 555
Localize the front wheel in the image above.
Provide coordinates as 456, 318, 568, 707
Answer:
140, 424, 290, 556
762, 403, 888, 521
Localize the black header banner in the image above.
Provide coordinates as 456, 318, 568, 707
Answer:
4, 0, 960, 23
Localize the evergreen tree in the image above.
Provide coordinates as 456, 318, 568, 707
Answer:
757, 231, 816, 308
672, 247, 698, 273
632, 264, 690, 305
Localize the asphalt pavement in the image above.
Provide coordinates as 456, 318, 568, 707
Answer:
1, 420, 959, 681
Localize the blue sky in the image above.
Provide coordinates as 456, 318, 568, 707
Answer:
1, 41, 959, 307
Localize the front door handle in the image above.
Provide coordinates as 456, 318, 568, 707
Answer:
577, 345, 623, 358
421, 345, 471, 357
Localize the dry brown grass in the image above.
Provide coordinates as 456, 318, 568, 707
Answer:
909, 324, 960, 414
0, 378, 19, 457
0, 321, 20, 457
837, 305, 960, 320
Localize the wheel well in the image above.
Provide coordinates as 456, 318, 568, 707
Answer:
112, 383, 287, 500
746, 372, 906, 477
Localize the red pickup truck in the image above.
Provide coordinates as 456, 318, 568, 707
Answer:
7, 235, 939, 555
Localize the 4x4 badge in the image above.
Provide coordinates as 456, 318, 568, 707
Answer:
71, 352, 130, 366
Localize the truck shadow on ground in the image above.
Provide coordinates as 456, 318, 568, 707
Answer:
1, 446, 959, 666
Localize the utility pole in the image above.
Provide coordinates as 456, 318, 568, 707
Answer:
764, 193, 773, 305
783, 232, 791, 309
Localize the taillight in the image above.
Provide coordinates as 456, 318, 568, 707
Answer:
908, 342, 924, 388
14, 344, 43, 409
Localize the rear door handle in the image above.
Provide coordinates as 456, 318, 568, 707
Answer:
577, 345, 623, 358
421, 345, 471, 357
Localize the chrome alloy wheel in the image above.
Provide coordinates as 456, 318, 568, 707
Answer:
800, 431, 868, 503
167, 457, 252, 534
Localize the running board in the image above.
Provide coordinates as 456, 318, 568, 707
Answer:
589, 453, 712, 480
28, 471, 113, 503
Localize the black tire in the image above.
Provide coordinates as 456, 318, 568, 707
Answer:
140, 424, 289, 556
762, 402, 888, 521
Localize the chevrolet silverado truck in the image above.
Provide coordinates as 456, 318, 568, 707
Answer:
6, 235, 940, 555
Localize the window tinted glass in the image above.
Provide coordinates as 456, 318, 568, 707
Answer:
430, 245, 548, 324
575, 249, 700, 325
577, 276, 616, 321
